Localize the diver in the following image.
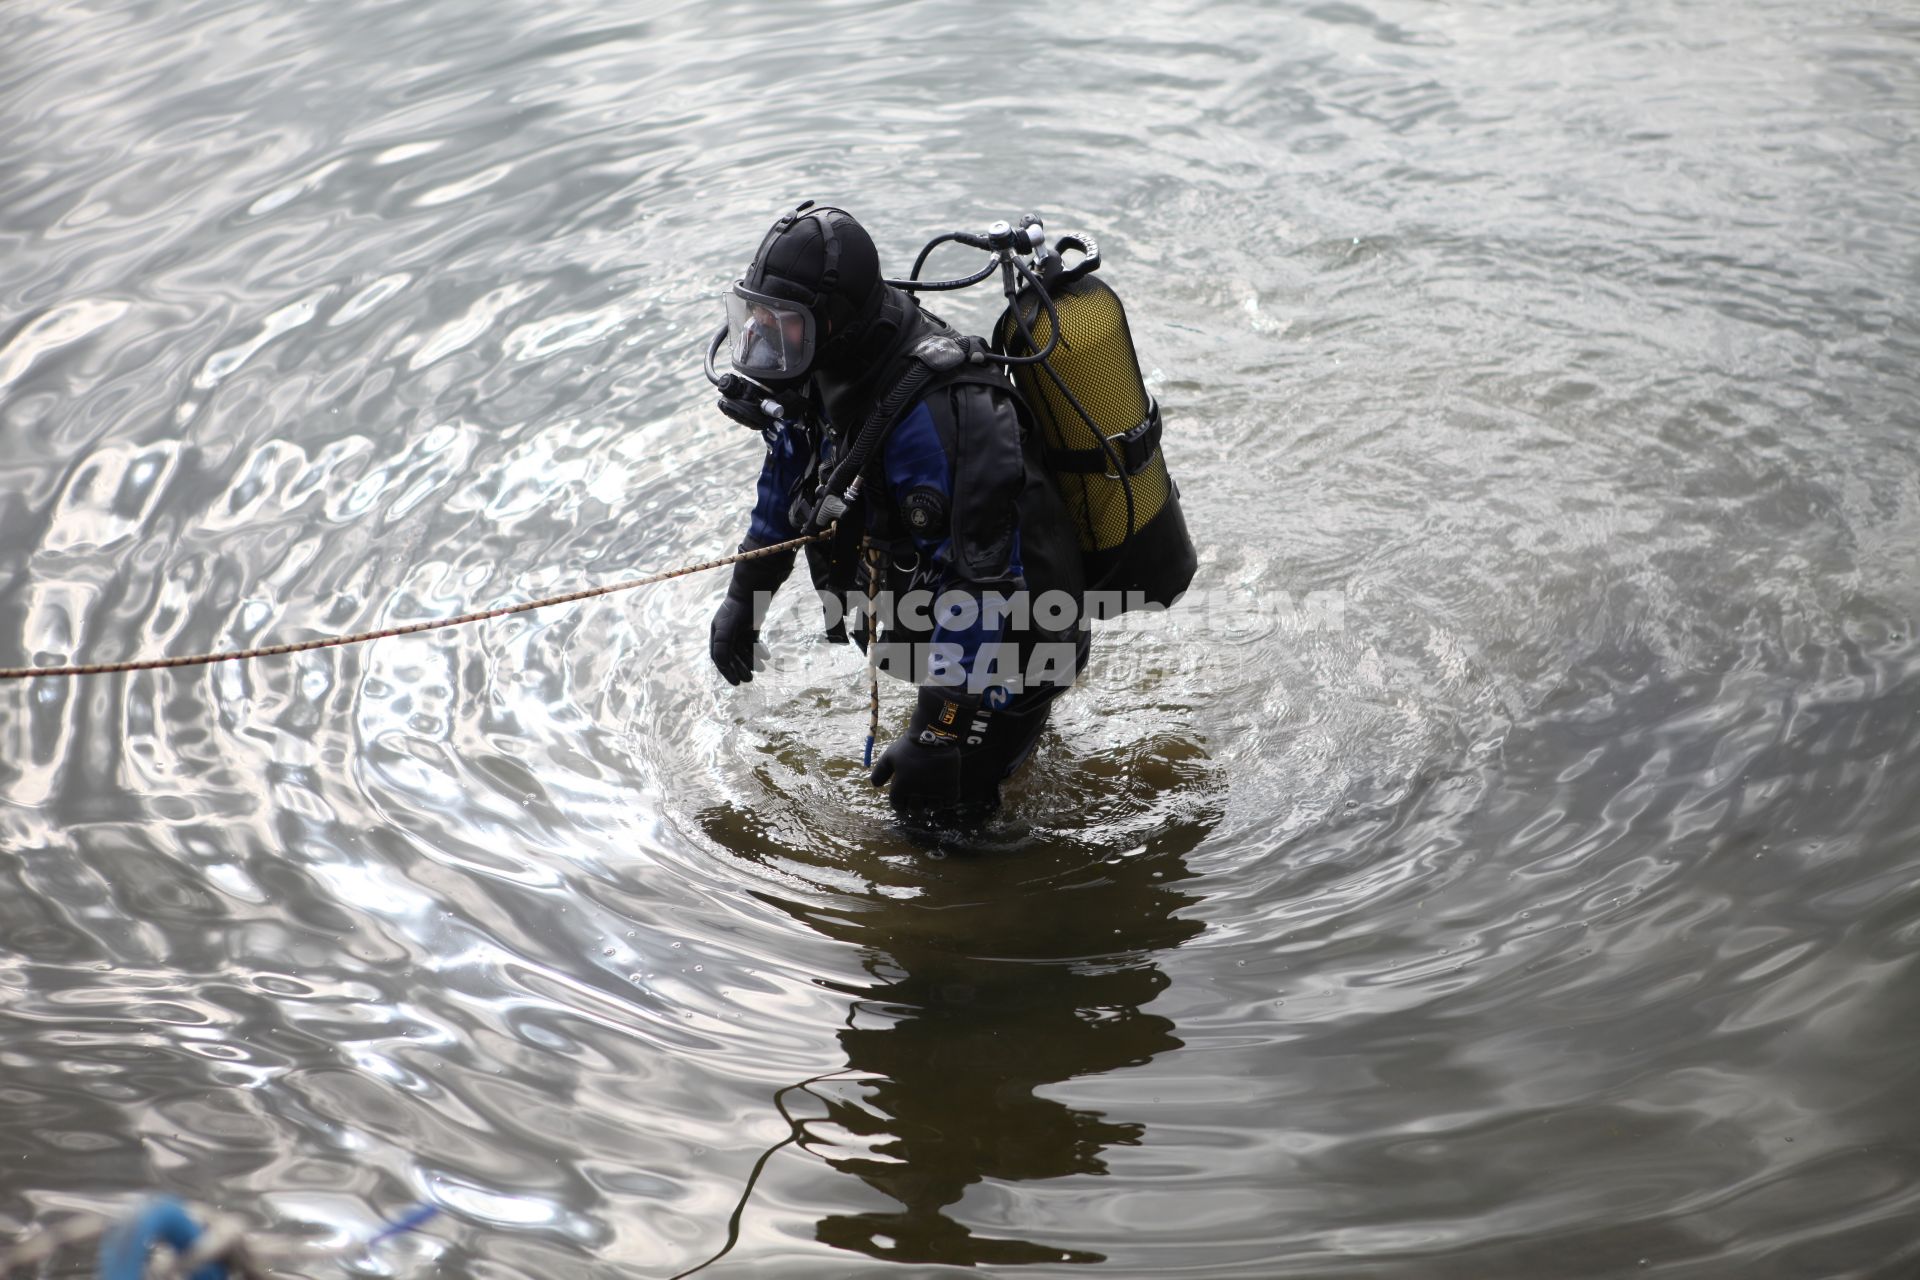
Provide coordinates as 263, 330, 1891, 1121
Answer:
704, 201, 1093, 828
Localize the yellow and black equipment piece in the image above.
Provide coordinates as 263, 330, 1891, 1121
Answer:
885, 215, 1197, 615
992, 233, 1195, 609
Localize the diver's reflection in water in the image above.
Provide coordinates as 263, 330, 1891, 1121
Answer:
810, 862, 1201, 1267
700, 773, 1213, 1269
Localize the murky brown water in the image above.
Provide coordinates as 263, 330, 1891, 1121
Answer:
3, 0, 1919, 1275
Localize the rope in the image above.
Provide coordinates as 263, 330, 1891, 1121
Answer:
861, 533, 882, 769
667, 1068, 865, 1280
0, 528, 833, 682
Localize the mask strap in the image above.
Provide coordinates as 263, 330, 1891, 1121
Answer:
765, 199, 840, 304
813, 211, 841, 298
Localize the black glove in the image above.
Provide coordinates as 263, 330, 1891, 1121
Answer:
870, 687, 981, 813
710, 542, 796, 685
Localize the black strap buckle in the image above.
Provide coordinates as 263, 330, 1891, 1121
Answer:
1047, 397, 1161, 478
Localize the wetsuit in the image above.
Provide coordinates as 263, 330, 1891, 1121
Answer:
716, 293, 1089, 823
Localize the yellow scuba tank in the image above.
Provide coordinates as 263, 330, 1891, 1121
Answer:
995, 249, 1197, 613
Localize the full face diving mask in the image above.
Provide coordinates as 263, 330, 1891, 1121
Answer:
724, 283, 817, 382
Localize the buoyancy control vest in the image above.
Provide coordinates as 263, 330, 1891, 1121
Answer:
799, 294, 1086, 610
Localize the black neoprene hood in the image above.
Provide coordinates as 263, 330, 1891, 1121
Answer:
742, 202, 885, 372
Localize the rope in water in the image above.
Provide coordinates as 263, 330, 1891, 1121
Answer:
862, 532, 882, 770
0, 528, 834, 682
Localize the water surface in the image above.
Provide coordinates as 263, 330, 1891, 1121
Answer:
3, 0, 1919, 1275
